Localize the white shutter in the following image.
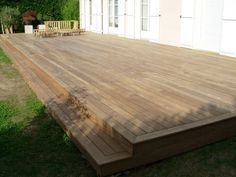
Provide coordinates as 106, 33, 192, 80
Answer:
200, 0, 224, 52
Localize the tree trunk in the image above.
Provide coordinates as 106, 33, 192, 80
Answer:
10, 26, 13, 34
5, 28, 10, 34
1, 24, 4, 34
4, 26, 13, 34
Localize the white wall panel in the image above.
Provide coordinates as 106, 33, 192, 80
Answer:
192, 0, 203, 49
180, 0, 194, 47
221, 21, 236, 56
139, 0, 160, 41
200, 0, 224, 52
107, 0, 119, 35
134, 0, 141, 39
80, 0, 236, 59
80, 0, 86, 29
149, 0, 160, 42
159, 0, 181, 46
125, 0, 135, 38
91, 0, 98, 32
96, 0, 103, 33
223, 0, 236, 19
103, 0, 109, 33
118, 0, 126, 36
84, 0, 91, 30
220, 0, 236, 56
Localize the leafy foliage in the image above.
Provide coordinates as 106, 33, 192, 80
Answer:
0, 6, 20, 28
19, 0, 64, 20
17, 0, 79, 21
0, 0, 80, 33
22, 10, 37, 25
61, 0, 80, 20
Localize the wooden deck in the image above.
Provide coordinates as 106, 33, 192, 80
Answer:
1, 33, 236, 176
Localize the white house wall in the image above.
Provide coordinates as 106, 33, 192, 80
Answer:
220, 0, 236, 57
125, 0, 135, 38
102, 0, 109, 34
180, 0, 195, 47
149, 0, 160, 42
134, 0, 141, 39
84, 0, 90, 30
118, 0, 126, 36
192, 0, 203, 49
159, 0, 181, 46
199, 0, 224, 52
80, 0, 236, 58
96, 0, 103, 33
80, 0, 86, 29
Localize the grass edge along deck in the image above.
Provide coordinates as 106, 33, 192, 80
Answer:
0, 36, 132, 176
1, 34, 236, 176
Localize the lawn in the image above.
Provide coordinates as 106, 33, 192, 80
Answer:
0, 47, 236, 177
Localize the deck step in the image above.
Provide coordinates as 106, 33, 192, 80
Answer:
0, 36, 133, 176
0, 35, 135, 152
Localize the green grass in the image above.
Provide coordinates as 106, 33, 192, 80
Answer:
0, 95, 96, 177
0, 47, 236, 177
0, 48, 11, 64
0, 48, 18, 78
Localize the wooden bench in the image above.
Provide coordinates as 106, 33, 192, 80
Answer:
34, 20, 85, 38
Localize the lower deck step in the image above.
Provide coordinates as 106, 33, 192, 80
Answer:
0, 36, 132, 177
0, 35, 134, 153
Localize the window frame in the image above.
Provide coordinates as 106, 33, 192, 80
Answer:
141, 0, 149, 31
108, 0, 119, 28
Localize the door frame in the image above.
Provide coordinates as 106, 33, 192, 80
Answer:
140, 0, 151, 39
108, 0, 119, 34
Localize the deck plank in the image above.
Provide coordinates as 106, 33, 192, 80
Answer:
3, 33, 236, 140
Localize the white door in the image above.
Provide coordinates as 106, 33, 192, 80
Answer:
200, 0, 224, 52
149, 0, 160, 42
159, 0, 182, 46
108, 0, 119, 34
90, 0, 95, 30
85, 0, 91, 30
96, 0, 103, 33
220, 0, 236, 57
125, 0, 135, 38
140, 0, 160, 41
80, 0, 86, 29
180, 0, 194, 47
140, 0, 150, 39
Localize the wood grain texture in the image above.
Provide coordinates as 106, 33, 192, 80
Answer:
4, 33, 236, 141
1, 33, 236, 176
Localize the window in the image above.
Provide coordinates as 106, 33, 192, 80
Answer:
109, 0, 119, 28
141, 0, 149, 31
89, 0, 92, 26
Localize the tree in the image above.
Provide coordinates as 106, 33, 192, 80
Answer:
0, 6, 20, 33
61, 0, 80, 20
